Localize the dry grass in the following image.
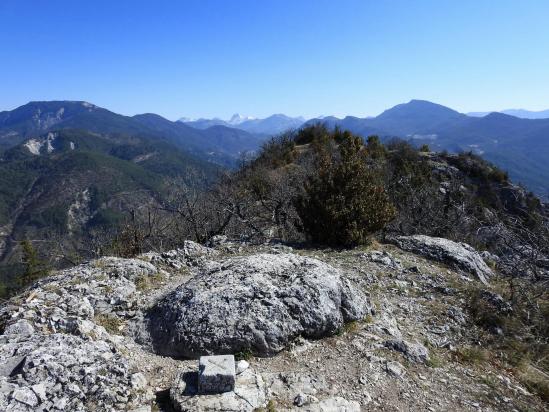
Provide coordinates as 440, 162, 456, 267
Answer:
135, 272, 165, 292
455, 346, 492, 365
94, 314, 123, 334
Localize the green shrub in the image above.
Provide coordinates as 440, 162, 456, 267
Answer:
19, 240, 49, 289
296, 134, 395, 247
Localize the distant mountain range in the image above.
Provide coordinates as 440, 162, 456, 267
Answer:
0, 101, 267, 165
0, 99, 547, 274
0, 101, 271, 270
179, 113, 306, 135
303, 100, 549, 199
467, 109, 549, 119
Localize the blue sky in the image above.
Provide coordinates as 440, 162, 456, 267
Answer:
1, 0, 548, 120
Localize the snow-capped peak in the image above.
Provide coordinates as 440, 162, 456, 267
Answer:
228, 113, 255, 125
179, 116, 201, 123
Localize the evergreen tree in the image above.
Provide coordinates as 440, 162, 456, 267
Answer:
19, 239, 49, 288
296, 134, 395, 246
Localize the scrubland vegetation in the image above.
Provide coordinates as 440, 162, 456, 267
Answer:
1, 125, 547, 403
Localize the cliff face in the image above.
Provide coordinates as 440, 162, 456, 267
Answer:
1, 239, 546, 411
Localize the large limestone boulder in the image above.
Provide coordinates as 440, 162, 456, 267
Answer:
391, 235, 493, 284
147, 253, 371, 358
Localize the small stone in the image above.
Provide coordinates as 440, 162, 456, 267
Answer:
0, 356, 26, 378
386, 361, 406, 378
236, 360, 249, 375
198, 355, 236, 394
12, 387, 39, 407
294, 392, 319, 407
4, 319, 34, 336
131, 372, 148, 390
384, 339, 430, 363
31, 383, 47, 401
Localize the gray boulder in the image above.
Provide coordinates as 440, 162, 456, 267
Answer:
148, 253, 371, 358
384, 339, 430, 363
391, 235, 493, 283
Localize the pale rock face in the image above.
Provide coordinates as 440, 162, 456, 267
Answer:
45, 132, 55, 153
24, 138, 42, 155
23, 132, 57, 155
391, 235, 493, 284
147, 253, 372, 358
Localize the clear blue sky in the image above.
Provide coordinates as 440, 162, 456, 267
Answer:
1, 0, 548, 120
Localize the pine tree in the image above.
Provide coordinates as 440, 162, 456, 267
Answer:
19, 240, 49, 288
296, 134, 395, 246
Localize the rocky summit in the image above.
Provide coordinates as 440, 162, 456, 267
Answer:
0, 238, 546, 411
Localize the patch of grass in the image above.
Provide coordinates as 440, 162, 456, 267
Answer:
235, 348, 253, 361
455, 346, 491, 365
66, 278, 83, 286
254, 400, 277, 412
519, 367, 549, 402
343, 320, 360, 333
462, 277, 549, 403
135, 272, 165, 292
135, 275, 148, 291
425, 352, 444, 368
43, 284, 61, 293
102, 285, 113, 294
363, 314, 374, 324
94, 314, 123, 334
479, 374, 498, 389
94, 260, 107, 269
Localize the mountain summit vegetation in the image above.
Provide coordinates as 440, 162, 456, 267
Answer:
0, 101, 547, 302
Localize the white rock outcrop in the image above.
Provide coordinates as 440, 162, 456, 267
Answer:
0, 256, 161, 411
391, 235, 493, 283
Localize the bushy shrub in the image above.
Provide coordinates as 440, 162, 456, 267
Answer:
296, 134, 395, 246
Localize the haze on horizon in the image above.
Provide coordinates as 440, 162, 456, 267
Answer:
1, 0, 548, 120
